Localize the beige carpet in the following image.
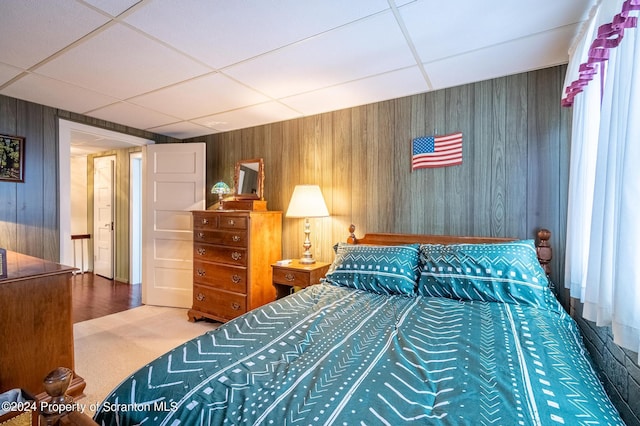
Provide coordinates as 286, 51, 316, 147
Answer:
73, 305, 219, 416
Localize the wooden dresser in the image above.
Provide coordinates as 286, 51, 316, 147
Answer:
188, 210, 282, 322
0, 251, 85, 399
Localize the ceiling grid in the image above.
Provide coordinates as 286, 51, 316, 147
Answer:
0, 0, 595, 139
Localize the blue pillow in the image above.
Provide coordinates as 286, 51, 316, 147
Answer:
323, 243, 420, 296
417, 240, 558, 309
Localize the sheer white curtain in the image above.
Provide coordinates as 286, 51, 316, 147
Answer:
564, 79, 600, 300
564, 0, 640, 362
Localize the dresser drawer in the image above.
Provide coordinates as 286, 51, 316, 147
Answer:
193, 213, 219, 230
194, 243, 247, 266
218, 215, 248, 230
192, 284, 246, 320
272, 268, 310, 287
193, 261, 247, 293
189, 209, 282, 324
194, 229, 247, 247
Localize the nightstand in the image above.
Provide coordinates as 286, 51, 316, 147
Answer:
271, 260, 331, 299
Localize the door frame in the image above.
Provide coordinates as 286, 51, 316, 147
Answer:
130, 152, 143, 285
58, 119, 153, 269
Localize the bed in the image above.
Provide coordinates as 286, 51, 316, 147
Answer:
93, 226, 623, 425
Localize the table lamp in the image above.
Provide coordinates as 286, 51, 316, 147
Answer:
211, 181, 231, 209
285, 185, 329, 264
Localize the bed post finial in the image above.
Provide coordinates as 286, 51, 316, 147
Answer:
536, 229, 552, 275
347, 224, 357, 244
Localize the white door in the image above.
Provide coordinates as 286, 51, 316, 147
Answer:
93, 155, 115, 279
143, 143, 206, 307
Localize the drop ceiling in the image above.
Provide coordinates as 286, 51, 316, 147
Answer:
0, 0, 594, 140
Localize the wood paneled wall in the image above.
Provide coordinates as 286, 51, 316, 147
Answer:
189, 65, 571, 295
0, 97, 58, 260
0, 95, 177, 262
1, 67, 570, 292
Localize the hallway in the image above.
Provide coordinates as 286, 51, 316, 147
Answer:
71, 273, 142, 323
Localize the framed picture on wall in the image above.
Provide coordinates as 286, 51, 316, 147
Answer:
0, 134, 25, 182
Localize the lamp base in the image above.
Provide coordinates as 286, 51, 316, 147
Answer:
298, 256, 316, 265
299, 220, 317, 264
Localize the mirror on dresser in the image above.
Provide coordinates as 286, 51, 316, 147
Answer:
234, 158, 264, 200
221, 158, 267, 210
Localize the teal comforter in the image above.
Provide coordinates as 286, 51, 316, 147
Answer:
94, 284, 623, 425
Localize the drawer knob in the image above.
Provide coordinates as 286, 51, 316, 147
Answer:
232, 235, 241, 242
197, 248, 206, 256
231, 302, 241, 310
231, 274, 242, 284
197, 232, 205, 239
202, 218, 209, 225
231, 251, 242, 261
285, 273, 296, 282
196, 293, 205, 302
196, 269, 206, 277
228, 219, 235, 226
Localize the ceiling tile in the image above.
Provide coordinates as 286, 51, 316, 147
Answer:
148, 121, 218, 139
193, 102, 303, 132
0, 63, 24, 86
424, 25, 578, 90
83, 0, 141, 17
123, 0, 392, 69
401, 0, 594, 63
88, 101, 181, 130
0, 0, 109, 69
1, 73, 119, 113
224, 11, 416, 99
36, 23, 212, 100
128, 73, 270, 120
281, 67, 429, 116
0, 0, 594, 139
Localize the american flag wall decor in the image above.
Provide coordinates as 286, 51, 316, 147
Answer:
411, 132, 463, 170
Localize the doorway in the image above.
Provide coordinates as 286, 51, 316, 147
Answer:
58, 119, 153, 280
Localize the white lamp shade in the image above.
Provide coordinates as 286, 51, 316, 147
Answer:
285, 185, 329, 218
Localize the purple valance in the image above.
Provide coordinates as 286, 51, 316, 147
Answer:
562, 0, 639, 107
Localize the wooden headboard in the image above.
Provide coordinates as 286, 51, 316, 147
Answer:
346, 224, 552, 275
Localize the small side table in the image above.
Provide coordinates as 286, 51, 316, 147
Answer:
271, 260, 331, 299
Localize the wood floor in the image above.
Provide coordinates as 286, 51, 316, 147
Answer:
71, 273, 142, 323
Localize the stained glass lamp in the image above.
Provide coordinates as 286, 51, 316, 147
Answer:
211, 181, 231, 209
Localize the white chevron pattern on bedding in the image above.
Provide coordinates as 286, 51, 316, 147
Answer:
94, 284, 623, 426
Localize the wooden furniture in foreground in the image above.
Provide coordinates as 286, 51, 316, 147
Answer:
0, 368, 97, 426
0, 367, 98, 426
0, 388, 37, 426
271, 260, 331, 299
38, 368, 97, 426
188, 210, 282, 323
0, 251, 85, 401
